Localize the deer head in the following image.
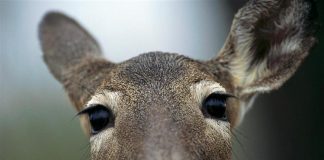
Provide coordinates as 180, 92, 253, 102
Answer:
39, 0, 317, 159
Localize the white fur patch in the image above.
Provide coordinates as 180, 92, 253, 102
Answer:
86, 90, 121, 115
205, 118, 231, 139
86, 91, 121, 154
191, 81, 231, 133
190, 80, 227, 105
90, 127, 115, 154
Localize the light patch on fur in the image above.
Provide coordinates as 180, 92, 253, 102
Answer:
86, 90, 120, 155
190, 80, 226, 105
90, 127, 115, 155
191, 81, 231, 139
205, 118, 231, 141
230, 47, 269, 89
86, 90, 121, 114
241, 85, 272, 95
280, 38, 302, 54
143, 146, 184, 160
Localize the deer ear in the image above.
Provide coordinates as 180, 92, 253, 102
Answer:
39, 12, 106, 81
208, 0, 317, 96
39, 12, 114, 110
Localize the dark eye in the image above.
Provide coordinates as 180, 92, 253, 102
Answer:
78, 104, 113, 134
202, 93, 231, 121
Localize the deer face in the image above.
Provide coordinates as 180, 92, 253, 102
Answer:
39, 0, 316, 159
81, 53, 236, 159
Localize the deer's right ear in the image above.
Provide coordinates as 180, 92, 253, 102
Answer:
39, 12, 105, 81
39, 12, 114, 110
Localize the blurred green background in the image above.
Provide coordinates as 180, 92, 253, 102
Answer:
0, 0, 323, 160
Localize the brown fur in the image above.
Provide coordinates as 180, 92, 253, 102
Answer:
39, 0, 317, 159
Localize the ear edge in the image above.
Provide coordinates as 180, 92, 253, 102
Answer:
39, 11, 108, 81
39, 11, 102, 52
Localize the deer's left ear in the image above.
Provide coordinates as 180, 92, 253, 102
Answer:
207, 0, 317, 97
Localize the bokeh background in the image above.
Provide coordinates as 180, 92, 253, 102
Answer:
0, 0, 323, 160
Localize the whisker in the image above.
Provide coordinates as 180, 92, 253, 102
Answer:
233, 128, 249, 141
232, 148, 240, 160
79, 142, 91, 160
232, 128, 253, 160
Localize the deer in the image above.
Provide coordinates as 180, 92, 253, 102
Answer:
38, 0, 317, 159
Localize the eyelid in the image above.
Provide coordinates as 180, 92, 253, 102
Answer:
76, 104, 108, 116
210, 92, 237, 99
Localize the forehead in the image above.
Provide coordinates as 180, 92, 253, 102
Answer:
105, 52, 217, 91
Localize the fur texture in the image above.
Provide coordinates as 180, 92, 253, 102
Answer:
39, 0, 317, 159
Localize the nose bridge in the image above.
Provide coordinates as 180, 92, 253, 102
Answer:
144, 94, 178, 140
139, 92, 189, 159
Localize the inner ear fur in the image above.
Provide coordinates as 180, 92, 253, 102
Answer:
39, 12, 115, 110
207, 0, 317, 97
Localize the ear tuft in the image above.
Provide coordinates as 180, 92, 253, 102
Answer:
208, 0, 317, 97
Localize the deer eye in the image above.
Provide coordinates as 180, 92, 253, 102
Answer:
202, 93, 231, 121
78, 104, 113, 134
